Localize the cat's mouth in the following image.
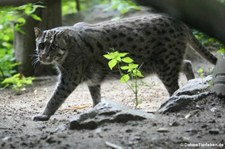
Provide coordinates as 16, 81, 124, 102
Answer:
39, 55, 54, 64
39, 55, 64, 65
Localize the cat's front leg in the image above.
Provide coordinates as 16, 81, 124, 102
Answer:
33, 74, 79, 121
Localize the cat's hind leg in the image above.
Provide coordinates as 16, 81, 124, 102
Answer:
157, 62, 180, 96
88, 84, 101, 106
181, 60, 195, 80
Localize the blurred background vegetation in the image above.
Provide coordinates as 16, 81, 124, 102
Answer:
0, 0, 224, 91
0, 0, 139, 91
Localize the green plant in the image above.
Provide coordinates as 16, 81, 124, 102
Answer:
104, 50, 144, 108
217, 48, 225, 54
0, 4, 43, 89
0, 47, 20, 79
0, 3, 43, 33
62, 0, 77, 15
62, 0, 109, 15
105, 0, 140, 14
197, 68, 204, 78
2, 73, 35, 94
193, 30, 225, 60
193, 30, 224, 49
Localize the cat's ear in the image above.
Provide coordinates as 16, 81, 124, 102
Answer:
62, 29, 70, 35
34, 27, 42, 38
61, 29, 71, 40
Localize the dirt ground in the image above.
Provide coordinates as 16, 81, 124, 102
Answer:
1, 58, 225, 149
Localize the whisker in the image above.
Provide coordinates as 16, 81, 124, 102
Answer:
29, 54, 37, 58
32, 57, 40, 68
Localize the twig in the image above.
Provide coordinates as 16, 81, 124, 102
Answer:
105, 141, 123, 149
0, 127, 12, 130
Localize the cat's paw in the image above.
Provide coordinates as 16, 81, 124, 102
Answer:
32, 114, 50, 121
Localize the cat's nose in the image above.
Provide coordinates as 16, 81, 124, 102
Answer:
41, 53, 48, 60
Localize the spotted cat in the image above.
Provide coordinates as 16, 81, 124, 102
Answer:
33, 14, 217, 121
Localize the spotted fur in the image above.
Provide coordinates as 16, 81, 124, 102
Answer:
33, 14, 217, 121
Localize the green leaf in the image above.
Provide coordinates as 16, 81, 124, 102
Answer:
127, 63, 139, 72
197, 68, 204, 74
16, 17, 26, 24
120, 74, 130, 83
119, 52, 128, 57
120, 66, 129, 70
217, 48, 225, 54
108, 59, 117, 70
1, 73, 34, 92
116, 56, 122, 62
103, 54, 113, 60
129, 63, 139, 69
104, 51, 119, 60
122, 57, 134, 63
132, 69, 144, 78
30, 14, 42, 21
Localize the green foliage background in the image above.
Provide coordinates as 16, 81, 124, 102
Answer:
0, 4, 42, 90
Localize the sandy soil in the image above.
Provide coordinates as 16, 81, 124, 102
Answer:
1, 59, 225, 149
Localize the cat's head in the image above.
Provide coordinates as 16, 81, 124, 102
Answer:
34, 27, 70, 65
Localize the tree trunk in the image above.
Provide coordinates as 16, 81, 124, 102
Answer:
14, 15, 38, 76
14, 0, 62, 76
75, 0, 80, 12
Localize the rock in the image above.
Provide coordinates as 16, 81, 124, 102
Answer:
185, 128, 199, 134
159, 76, 212, 113
46, 136, 57, 144
57, 133, 67, 139
94, 128, 103, 138
69, 99, 155, 130
55, 124, 68, 132
125, 129, 133, 133
169, 121, 180, 126
201, 124, 208, 128
2, 136, 12, 142
210, 107, 220, 112
179, 136, 191, 143
157, 127, 170, 133
208, 128, 220, 135
208, 119, 216, 123
211, 54, 225, 97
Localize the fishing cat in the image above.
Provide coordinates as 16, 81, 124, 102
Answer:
33, 14, 217, 121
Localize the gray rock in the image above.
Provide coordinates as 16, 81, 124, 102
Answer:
69, 99, 155, 130
159, 76, 212, 113
211, 54, 225, 97
208, 128, 220, 135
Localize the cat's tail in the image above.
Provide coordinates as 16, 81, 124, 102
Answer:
188, 30, 217, 65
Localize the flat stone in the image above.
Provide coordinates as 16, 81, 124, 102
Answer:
69, 99, 155, 130
159, 76, 212, 113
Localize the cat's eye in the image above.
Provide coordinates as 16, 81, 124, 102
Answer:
51, 44, 57, 50
38, 43, 45, 49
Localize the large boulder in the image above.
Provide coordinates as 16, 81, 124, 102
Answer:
69, 99, 155, 130
159, 76, 212, 113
